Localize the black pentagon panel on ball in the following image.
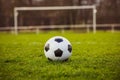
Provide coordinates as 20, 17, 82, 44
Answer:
63, 58, 69, 62
68, 44, 72, 53
55, 38, 63, 43
45, 44, 50, 52
54, 48, 63, 57
48, 57, 53, 61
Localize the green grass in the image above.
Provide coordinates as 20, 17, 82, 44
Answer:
0, 31, 120, 80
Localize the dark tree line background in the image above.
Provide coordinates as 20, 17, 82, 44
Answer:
0, 0, 120, 27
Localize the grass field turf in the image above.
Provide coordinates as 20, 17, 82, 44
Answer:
0, 31, 120, 80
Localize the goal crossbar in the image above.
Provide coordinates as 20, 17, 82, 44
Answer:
15, 6, 95, 11
14, 5, 97, 34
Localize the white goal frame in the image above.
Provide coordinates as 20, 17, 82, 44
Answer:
14, 5, 97, 35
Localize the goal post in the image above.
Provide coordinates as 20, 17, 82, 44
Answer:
14, 5, 97, 35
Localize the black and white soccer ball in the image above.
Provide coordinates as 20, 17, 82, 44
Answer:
44, 36, 72, 61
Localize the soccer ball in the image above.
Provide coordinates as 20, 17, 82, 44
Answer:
44, 36, 72, 61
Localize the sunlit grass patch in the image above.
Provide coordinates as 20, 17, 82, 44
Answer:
0, 31, 120, 80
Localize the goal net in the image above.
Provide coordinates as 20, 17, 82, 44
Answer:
14, 5, 97, 34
